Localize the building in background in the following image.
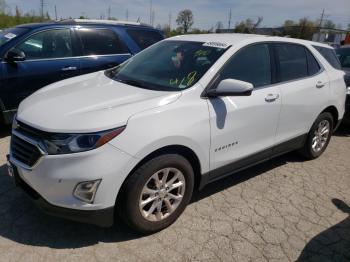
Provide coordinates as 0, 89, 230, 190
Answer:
312, 28, 350, 48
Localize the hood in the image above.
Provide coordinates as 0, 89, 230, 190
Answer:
17, 71, 181, 133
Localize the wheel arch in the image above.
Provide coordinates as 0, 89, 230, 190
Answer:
321, 105, 339, 131
115, 144, 203, 207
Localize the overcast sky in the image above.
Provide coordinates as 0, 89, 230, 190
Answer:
4, 0, 350, 29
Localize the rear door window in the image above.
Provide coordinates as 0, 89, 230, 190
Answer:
126, 29, 164, 50
275, 43, 308, 82
77, 28, 129, 56
313, 45, 341, 70
305, 48, 321, 76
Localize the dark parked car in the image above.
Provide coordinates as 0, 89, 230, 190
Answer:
0, 19, 164, 124
336, 46, 350, 124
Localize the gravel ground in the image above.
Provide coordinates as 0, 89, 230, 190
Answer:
0, 126, 349, 262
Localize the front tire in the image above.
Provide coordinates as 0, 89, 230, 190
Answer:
119, 154, 194, 234
299, 112, 333, 160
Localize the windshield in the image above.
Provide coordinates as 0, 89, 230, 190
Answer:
105, 40, 229, 91
336, 48, 350, 69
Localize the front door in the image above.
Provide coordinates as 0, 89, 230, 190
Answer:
2, 28, 80, 110
208, 43, 281, 179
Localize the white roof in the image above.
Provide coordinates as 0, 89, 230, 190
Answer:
167, 33, 332, 49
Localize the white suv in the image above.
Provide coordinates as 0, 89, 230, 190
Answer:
7, 34, 346, 233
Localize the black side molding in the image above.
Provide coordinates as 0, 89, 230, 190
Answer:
199, 134, 307, 189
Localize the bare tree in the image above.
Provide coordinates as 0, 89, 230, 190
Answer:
176, 9, 194, 33
234, 17, 263, 33
216, 21, 224, 31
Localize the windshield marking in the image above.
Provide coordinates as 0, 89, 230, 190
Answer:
4, 33, 17, 39
203, 42, 229, 49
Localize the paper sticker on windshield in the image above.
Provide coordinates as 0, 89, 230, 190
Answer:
4, 33, 16, 39
203, 42, 229, 49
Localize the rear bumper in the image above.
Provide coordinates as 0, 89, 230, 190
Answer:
11, 160, 114, 227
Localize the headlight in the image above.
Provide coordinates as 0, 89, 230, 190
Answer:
347, 87, 350, 95
42, 126, 126, 155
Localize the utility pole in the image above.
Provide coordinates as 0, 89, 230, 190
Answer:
54, 5, 58, 21
40, 0, 45, 19
126, 9, 129, 21
317, 9, 325, 41
228, 8, 232, 29
149, 0, 153, 25
168, 11, 172, 30
107, 6, 111, 20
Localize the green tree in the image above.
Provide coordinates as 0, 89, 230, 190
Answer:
323, 20, 336, 29
298, 17, 317, 39
176, 9, 194, 33
234, 17, 263, 33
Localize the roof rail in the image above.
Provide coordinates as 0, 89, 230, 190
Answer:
58, 19, 152, 27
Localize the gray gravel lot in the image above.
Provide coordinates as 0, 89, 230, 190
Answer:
0, 126, 349, 262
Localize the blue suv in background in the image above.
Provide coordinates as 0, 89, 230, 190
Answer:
0, 19, 164, 124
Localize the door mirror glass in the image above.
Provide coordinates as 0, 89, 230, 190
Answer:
5, 48, 26, 62
207, 79, 253, 97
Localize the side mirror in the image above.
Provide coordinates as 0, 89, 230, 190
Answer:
5, 48, 26, 63
206, 79, 253, 97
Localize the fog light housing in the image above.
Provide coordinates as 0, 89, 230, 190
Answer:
73, 180, 101, 203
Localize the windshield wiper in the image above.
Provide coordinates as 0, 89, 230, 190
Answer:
115, 78, 148, 89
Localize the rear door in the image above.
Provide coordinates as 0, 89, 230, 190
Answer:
76, 27, 131, 75
2, 27, 80, 110
273, 43, 330, 146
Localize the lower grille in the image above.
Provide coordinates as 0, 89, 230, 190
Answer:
11, 135, 42, 167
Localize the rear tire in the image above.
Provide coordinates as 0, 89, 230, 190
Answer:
299, 112, 333, 160
118, 154, 194, 234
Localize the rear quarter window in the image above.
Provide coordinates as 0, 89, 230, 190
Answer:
126, 29, 164, 50
313, 45, 341, 70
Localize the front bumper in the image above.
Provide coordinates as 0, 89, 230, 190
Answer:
10, 165, 114, 227
8, 137, 139, 226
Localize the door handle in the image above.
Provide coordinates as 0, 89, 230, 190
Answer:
265, 94, 279, 102
316, 81, 325, 88
61, 66, 77, 72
